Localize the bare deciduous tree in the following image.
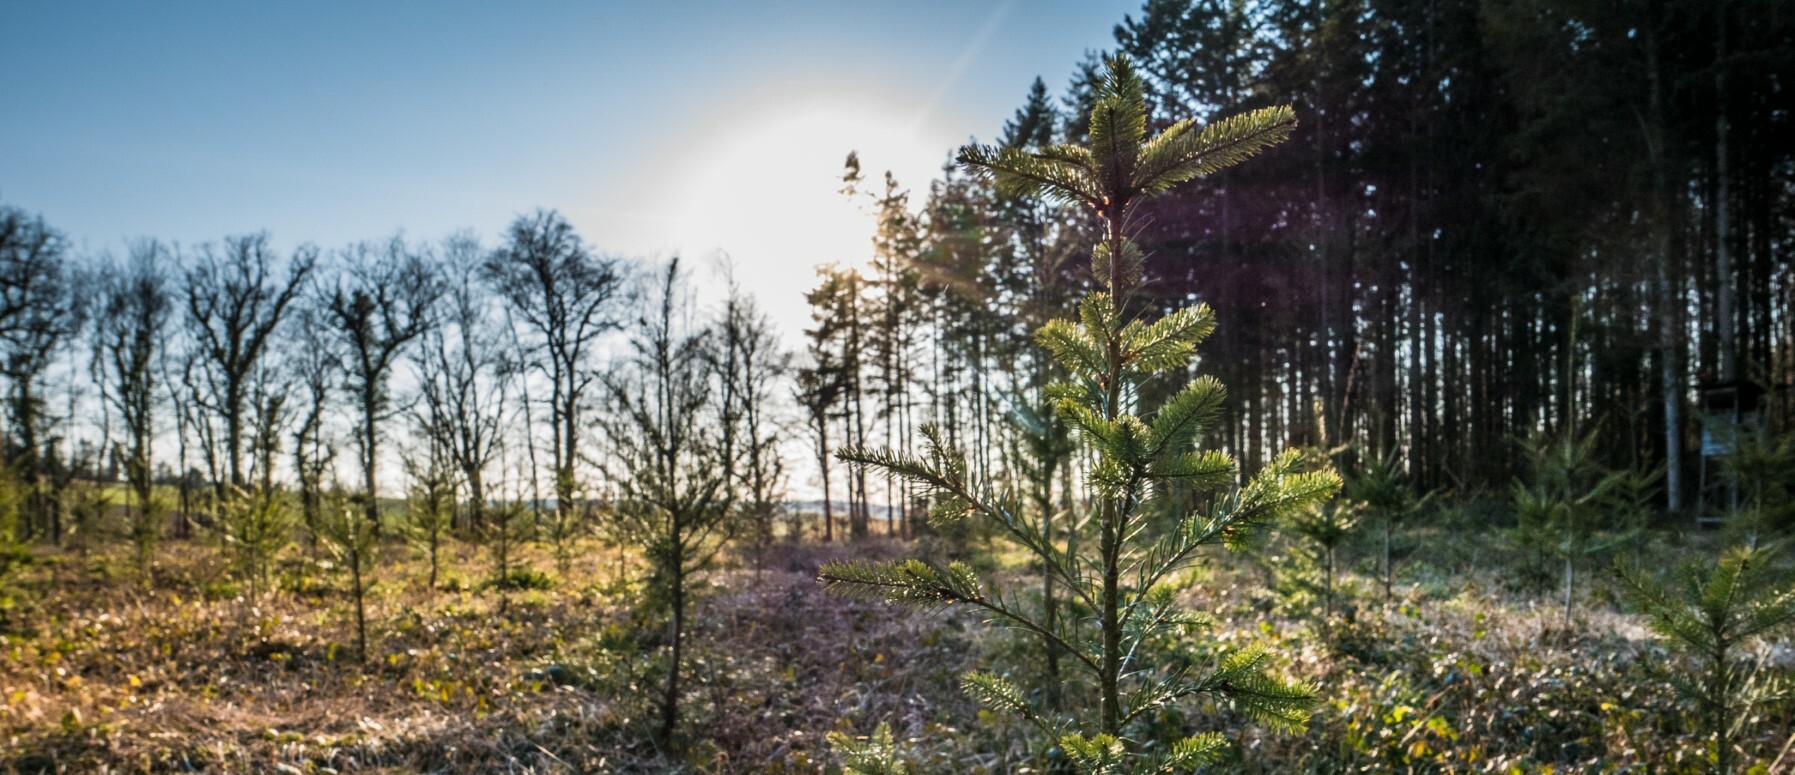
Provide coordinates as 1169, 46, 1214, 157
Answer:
290, 302, 340, 545
483, 211, 623, 568
0, 206, 86, 542
184, 233, 317, 499
415, 233, 508, 534
716, 275, 789, 573
321, 236, 443, 536
93, 241, 173, 577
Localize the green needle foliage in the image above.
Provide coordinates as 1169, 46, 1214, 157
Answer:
1724, 429, 1795, 538
826, 722, 911, 775
480, 499, 532, 594
1351, 452, 1432, 603
1287, 499, 1360, 622
822, 55, 1333, 770
221, 484, 290, 602
317, 492, 377, 663
1617, 544, 1795, 774
1513, 428, 1631, 628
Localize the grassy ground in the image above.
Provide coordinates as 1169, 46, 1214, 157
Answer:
0, 521, 1790, 773
0, 536, 987, 774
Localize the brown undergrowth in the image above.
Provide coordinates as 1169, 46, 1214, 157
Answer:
2, 531, 1792, 773
0, 539, 993, 774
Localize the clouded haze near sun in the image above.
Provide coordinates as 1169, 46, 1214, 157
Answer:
2, 0, 1135, 338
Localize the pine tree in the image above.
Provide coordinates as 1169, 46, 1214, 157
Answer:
317, 491, 376, 663
220, 483, 290, 602
1350, 451, 1430, 603
802, 267, 868, 539
795, 360, 845, 543
1288, 498, 1358, 623
867, 170, 925, 539
1280, 424, 1359, 626
401, 425, 457, 590
1005, 396, 1075, 706
481, 498, 532, 596
1513, 427, 1630, 628
1618, 544, 1795, 774
597, 259, 738, 751
827, 722, 911, 775
1723, 429, 1795, 539
822, 56, 1329, 768
916, 169, 1000, 476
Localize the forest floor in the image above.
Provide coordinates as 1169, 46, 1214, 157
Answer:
0, 526, 1789, 773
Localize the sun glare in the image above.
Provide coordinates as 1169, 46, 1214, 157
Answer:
627, 92, 955, 332
677, 101, 943, 266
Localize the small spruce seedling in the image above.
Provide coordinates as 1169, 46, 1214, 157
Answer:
1618, 544, 1795, 774
822, 55, 1335, 770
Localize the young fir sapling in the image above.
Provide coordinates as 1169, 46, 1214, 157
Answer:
1513, 427, 1631, 628
221, 484, 291, 601
1617, 544, 1795, 774
820, 55, 1337, 770
1351, 452, 1432, 603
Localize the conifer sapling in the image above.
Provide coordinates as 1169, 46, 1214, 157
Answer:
1617, 544, 1795, 774
821, 55, 1335, 769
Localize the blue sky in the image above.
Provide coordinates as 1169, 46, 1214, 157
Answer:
3, 0, 1137, 336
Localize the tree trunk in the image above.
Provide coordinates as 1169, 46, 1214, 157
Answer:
819, 419, 834, 543
1039, 462, 1062, 710
1325, 546, 1336, 620
658, 565, 686, 750
1099, 506, 1121, 735
1098, 227, 1126, 737
1644, 26, 1684, 515
352, 553, 368, 663
1715, 0, 1736, 386
362, 386, 381, 537
558, 389, 579, 567
1562, 553, 1574, 629
1383, 517, 1393, 603
466, 468, 486, 533
226, 384, 244, 490
1713, 638, 1733, 775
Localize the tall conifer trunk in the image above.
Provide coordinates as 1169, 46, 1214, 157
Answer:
1645, 24, 1684, 514
1715, 0, 1736, 386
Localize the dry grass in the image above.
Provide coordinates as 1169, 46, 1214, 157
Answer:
0, 527, 1791, 773
0, 538, 994, 774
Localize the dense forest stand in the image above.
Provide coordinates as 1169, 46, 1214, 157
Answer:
1696, 380, 1764, 528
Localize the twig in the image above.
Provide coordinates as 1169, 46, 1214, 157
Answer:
1768, 729, 1795, 773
